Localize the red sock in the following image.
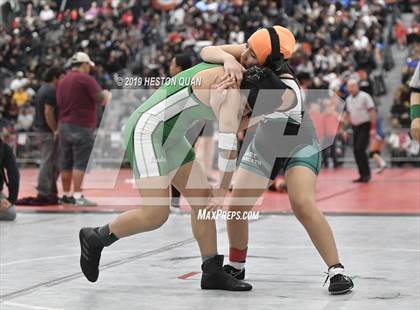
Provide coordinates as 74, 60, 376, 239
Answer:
229, 247, 247, 263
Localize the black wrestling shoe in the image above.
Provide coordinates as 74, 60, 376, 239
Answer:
201, 255, 252, 291
60, 195, 75, 205
79, 228, 104, 282
223, 264, 245, 280
324, 264, 354, 295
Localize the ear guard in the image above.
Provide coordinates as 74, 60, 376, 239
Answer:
264, 27, 286, 72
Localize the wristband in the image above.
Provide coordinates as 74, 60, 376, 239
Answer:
218, 132, 237, 150
218, 155, 237, 172
411, 105, 420, 120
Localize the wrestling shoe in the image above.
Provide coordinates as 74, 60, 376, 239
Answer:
59, 195, 75, 205
201, 255, 252, 291
0, 205, 16, 221
375, 162, 387, 174
79, 227, 104, 282
75, 196, 97, 207
223, 264, 245, 280
324, 263, 354, 295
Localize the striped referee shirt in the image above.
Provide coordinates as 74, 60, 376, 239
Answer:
345, 90, 375, 126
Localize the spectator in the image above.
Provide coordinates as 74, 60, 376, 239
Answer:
388, 130, 413, 166
18, 67, 65, 206
85, 2, 99, 21
369, 111, 387, 174
344, 79, 376, 183
391, 84, 411, 129
6, 102, 18, 123
10, 72, 29, 91
195, 0, 218, 12
11, 87, 30, 107
358, 69, 374, 96
39, 5, 56, 22
15, 106, 34, 132
0, 138, 19, 221
57, 52, 110, 206
169, 53, 192, 77
354, 29, 370, 51
394, 19, 408, 49
388, 53, 420, 165
229, 25, 245, 44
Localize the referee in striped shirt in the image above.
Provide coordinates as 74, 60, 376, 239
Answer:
344, 79, 377, 183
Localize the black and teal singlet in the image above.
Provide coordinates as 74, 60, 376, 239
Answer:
240, 76, 321, 179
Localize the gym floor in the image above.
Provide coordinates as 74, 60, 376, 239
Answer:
1, 168, 419, 310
